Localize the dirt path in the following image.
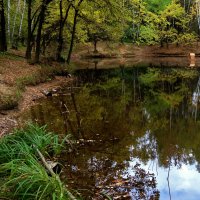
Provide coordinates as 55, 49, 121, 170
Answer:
0, 51, 72, 136
0, 76, 72, 136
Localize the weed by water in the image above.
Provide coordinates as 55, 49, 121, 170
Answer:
0, 124, 77, 200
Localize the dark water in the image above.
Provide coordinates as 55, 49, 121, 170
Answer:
21, 63, 200, 200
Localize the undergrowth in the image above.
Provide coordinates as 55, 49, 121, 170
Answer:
0, 124, 78, 200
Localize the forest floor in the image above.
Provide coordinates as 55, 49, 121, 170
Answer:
0, 43, 200, 135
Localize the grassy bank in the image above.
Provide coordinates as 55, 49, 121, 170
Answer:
0, 124, 78, 200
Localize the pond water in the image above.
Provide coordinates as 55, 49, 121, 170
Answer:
21, 60, 200, 200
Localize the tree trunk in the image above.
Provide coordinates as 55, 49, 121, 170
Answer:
41, 35, 48, 55
34, 1, 47, 63
66, 9, 78, 64
34, 0, 51, 63
7, 0, 10, 44
11, 0, 21, 45
26, 0, 32, 59
0, 0, 7, 51
56, 2, 71, 61
18, 0, 26, 38
94, 40, 98, 53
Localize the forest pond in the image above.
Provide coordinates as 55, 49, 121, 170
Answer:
20, 59, 200, 200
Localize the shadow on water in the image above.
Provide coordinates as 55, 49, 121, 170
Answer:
20, 61, 200, 200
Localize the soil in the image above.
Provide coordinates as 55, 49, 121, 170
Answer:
0, 76, 72, 136
0, 51, 72, 136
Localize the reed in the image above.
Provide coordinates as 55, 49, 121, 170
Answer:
0, 124, 77, 200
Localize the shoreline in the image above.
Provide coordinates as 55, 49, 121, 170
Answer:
1, 43, 200, 135
0, 76, 72, 136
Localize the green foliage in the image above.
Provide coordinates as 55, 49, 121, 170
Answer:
139, 69, 160, 86
144, 0, 172, 13
138, 25, 159, 45
123, 0, 196, 45
174, 32, 197, 45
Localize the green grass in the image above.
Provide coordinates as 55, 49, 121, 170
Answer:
15, 65, 67, 91
0, 124, 77, 200
0, 52, 24, 61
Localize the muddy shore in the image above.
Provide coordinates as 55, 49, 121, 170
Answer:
0, 76, 72, 136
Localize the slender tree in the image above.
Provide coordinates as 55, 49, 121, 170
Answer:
26, 0, 32, 59
66, 0, 84, 64
11, 0, 21, 45
0, 0, 7, 51
34, 0, 52, 63
56, 1, 71, 61
7, 0, 10, 44
18, 0, 26, 38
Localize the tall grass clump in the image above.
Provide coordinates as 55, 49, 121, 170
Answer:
0, 124, 77, 200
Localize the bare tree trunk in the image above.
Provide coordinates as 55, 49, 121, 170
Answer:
18, 0, 26, 38
34, 5, 45, 63
11, 0, 21, 44
66, 9, 78, 64
56, 1, 71, 61
7, 0, 10, 44
26, 0, 32, 59
34, 0, 52, 63
94, 39, 98, 53
66, 0, 84, 64
0, 0, 7, 51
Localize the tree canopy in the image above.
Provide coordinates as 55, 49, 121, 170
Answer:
0, 0, 200, 62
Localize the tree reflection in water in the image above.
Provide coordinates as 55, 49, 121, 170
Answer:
94, 163, 159, 200
21, 66, 200, 199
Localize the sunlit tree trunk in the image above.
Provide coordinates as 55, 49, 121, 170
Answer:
11, 0, 21, 44
0, 0, 7, 51
18, 0, 26, 38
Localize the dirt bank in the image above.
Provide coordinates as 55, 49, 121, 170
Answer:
72, 42, 200, 59
0, 52, 72, 136
0, 76, 72, 136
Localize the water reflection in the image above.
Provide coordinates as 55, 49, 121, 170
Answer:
20, 66, 200, 199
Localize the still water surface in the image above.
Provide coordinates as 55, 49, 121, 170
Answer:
21, 61, 200, 199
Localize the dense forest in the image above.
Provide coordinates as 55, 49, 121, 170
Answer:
0, 0, 200, 63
